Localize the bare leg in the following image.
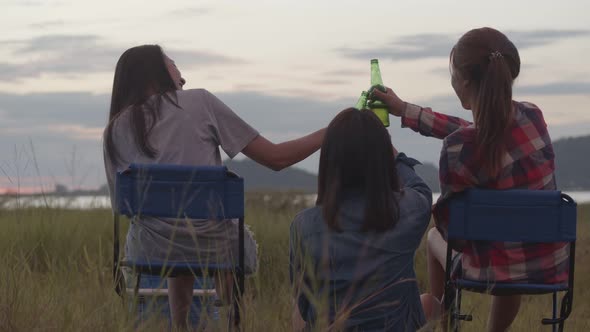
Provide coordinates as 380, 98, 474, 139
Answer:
428, 227, 521, 331
427, 227, 458, 331
214, 271, 234, 305
420, 293, 442, 321
487, 295, 521, 332
292, 298, 306, 331
168, 274, 195, 329
427, 227, 448, 301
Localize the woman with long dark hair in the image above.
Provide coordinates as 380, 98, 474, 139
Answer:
290, 109, 433, 331
103, 45, 326, 328
371, 27, 568, 331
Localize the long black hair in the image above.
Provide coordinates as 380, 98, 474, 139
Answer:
316, 108, 401, 232
105, 44, 180, 163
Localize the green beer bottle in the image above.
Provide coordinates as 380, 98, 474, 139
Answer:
369, 59, 390, 127
355, 91, 369, 110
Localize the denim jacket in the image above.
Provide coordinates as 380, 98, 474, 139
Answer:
290, 153, 432, 332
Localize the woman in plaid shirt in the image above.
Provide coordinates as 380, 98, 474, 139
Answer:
372, 27, 569, 331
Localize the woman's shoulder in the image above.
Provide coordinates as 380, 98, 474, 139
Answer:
514, 100, 547, 125
443, 124, 476, 148
516, 100, 541, 111
173, 89, 218, 117
291, 206, 323, 235
397, 190, 433, 221
293, 206, 322, 224
176, 88, 213, 101
176, 88, 232, 114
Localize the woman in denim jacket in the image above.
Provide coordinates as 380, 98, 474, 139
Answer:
290, 108, 434, 331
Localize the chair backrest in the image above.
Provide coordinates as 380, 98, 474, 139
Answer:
115, 164, 244, 219
448, 189, 576, 243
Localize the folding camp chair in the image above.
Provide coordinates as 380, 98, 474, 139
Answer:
112, 164, 246, 329
130, 274, 220, 327
443, 189, 577, 332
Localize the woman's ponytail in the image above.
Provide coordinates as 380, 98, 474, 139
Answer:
474, 52, 514, 176
452, 28, 521, 177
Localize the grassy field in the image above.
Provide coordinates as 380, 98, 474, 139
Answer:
0, 195, 588, 331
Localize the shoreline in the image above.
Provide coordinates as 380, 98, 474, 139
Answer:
2, 191, 590, 210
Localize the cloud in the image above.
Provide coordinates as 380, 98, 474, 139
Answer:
516, 81, 590, 96
4, 0, 68, 8
429, 67, 451, 78
6, 0, 44, 6
507, 30, 590, 49
292, 68, 364, 86
0, 34, 245, 81
167, 49, 246, 68
216, 90, 351, 132
27, 17, 128, 30
430, 63, 539, 78
0, 91, 109, 127
204, 91, 458, 169
0, 89, 350, 189
336, 33, 455, 61
337, 29, 590, 61
1, 89, 588, 189
28, 20, 67, 29
322, 69, 366, 77
165, 7, 212, 17
1, 124, 103, 141
311, 79, 350, 86
15, 34, 102, 54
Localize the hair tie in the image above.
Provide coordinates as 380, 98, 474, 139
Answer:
489, 51, 503, 60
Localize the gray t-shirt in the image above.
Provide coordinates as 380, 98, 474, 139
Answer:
104, 89, 259, 272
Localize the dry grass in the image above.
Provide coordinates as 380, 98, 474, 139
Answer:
0, 196, 588, 331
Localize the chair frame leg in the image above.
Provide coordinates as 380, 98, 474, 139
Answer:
559, 241, 576, 332
454, 287, 462, 332
134, 272, 142, 298
232, 216, 245, 330
551, 292, 557, 332
557, 291, 571, 332
444, 243, 455, 331
113, 213, 124, 296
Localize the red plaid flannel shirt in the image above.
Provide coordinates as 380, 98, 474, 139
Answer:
402, 101, 569, 284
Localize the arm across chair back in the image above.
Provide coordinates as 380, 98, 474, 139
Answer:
448, 189, 576, 243
115, 164, 244, 220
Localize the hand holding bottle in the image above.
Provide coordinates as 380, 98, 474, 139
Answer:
355, 91, 369, 110
368, 59, 390, 127
370, 87, 406, 117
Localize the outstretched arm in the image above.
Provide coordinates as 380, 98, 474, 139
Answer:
242, 128, 326, 171
401, 103, 472, 139
371, 87, 472, 139
202, 89, 325, 172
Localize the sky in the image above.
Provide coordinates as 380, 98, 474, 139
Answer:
0, 0, 589, 193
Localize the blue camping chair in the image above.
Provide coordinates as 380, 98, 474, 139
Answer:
112, 164, 246, 329
127, 274, 220, 327
443, 189, 577, 332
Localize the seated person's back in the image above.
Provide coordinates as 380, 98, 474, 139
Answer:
290, 109, 432, 331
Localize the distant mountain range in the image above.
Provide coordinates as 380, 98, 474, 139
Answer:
7, 135, 586, 197
224, 159, 318, 192
553, 135, 590, 190
223, 158, 441, 192
414, 163, 440, 192
224, 134, 590, 192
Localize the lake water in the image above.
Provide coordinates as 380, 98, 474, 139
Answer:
1, 191, 590, 210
